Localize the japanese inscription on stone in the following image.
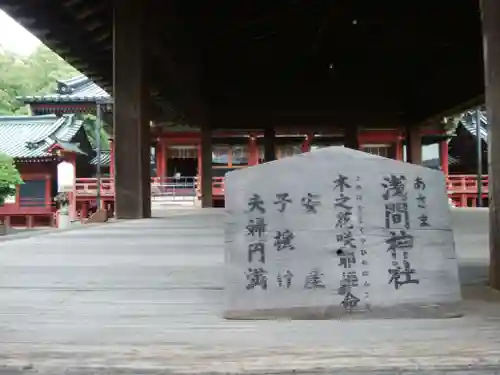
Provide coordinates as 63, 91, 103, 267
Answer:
224, 146, 462, 319
382, 175, 419, 290
245, 194, 268, 289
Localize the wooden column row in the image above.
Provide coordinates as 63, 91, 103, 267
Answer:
111, 0, 442, 221
200, 123, 213, 207
198, 125, 279, 207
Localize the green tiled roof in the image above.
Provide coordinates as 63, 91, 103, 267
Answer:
422, 156, 460, 170
53, 140, 87, 155
90, 151, 154, 167
90, 150, 111, 166
18, 75, 110, 105
0, 114, 83, 159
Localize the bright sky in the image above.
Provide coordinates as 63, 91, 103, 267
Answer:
0, 9, 41, 55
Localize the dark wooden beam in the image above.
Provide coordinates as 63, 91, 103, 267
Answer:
0, 1, 111, 87
0, 0, 486, 129
481, 0, 500, 290
70, 2, 107, 21
147, 2, 206, 124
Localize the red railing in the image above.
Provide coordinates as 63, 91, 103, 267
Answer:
194, 176, 225, 200
0, 200, 54, 215
74, 177, 115, 197
447, 174, 489, 208
75, 176, 224, 199
204, 175, 489, 198
75, 175, 490, 207
0, 198, 56, 228
446, 174, 489, 194
150, 177, 196, 198
212, 177, 225, 197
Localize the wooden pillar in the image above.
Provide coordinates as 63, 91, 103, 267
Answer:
155, 142, 161, 178
439, 139, 449, 177
395, 137, 404, 161
162, 140, 168, 178
481, 0, 500, 289
81, 202, 88, 220
113, 0, 151, 219
109, 138, 115, 178
345, 126, 360, 150
197, 143, 202, 175
264, 126, 276, 162
406, 125, 422, 164
44, 174, 51, 210
201, 122, 213, 207
155, 140, 165, 178
248, 135, 258, 166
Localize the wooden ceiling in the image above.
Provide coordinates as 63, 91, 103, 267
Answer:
0, 0, 485, 128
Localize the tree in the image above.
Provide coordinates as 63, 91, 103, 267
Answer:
21, 44, 80, 96
0, 44, 79, 115
0, 153, 22, 205
82, 114, 110, 151
0, 44, 111, 146
0, 45, 111, 146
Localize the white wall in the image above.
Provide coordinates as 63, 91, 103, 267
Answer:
403, 143, 440, 163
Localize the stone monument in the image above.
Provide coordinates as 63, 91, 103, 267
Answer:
223, 147, 462, 319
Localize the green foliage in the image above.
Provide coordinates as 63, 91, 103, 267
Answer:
0, 44, 111, 144
0, 44, 79, 115
81, 114, 110, 150
0, 154, 22, 205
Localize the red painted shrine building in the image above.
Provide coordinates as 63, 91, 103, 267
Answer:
9, 74, 456, 220
0, 114, 95, 226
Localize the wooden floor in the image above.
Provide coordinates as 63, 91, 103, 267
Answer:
0, 208, 498, 374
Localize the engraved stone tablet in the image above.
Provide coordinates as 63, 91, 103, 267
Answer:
224, 146, 462, 320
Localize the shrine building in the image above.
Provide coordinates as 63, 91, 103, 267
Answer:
0, 114, 94, 226
19, 75, 451, 206
5, 1, 500, 286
